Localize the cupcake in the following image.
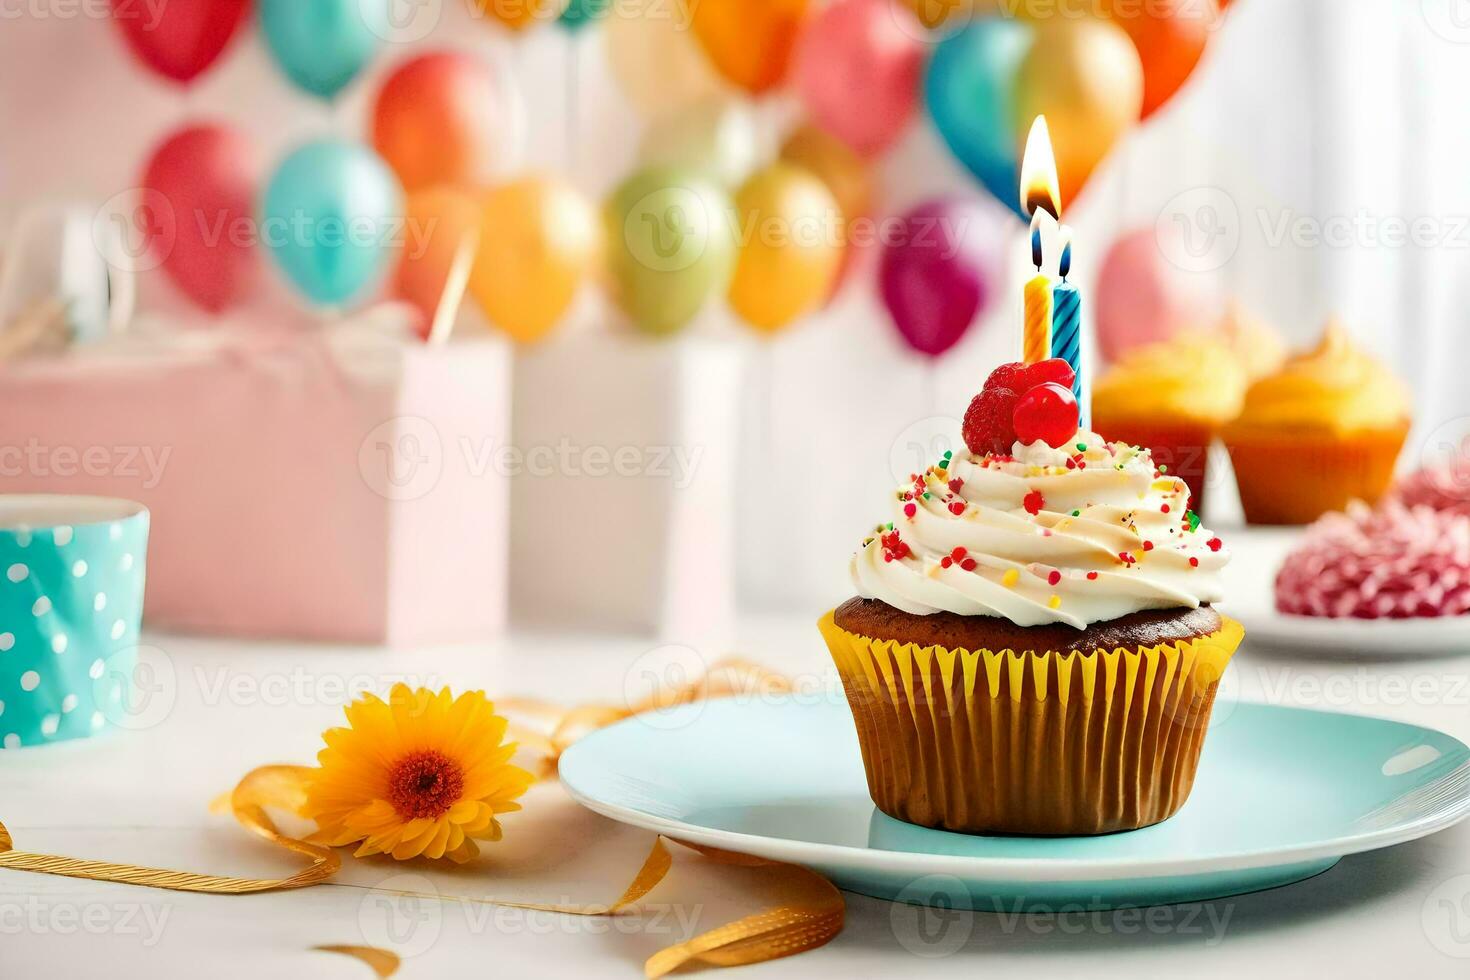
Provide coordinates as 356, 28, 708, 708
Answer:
1092, 334, 1248, 514
1276, 501, 1470, 619
820, 359, 1243, 836
1224, 322, 1411, 525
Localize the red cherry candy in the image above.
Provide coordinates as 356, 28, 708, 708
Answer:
1012, 383, 1079, 449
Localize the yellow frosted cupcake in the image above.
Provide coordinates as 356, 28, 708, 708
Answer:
1092, 334, 1249, 514
1224, 322, 1411, 525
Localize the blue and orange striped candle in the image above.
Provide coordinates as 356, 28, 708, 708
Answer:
1051, 229, 1085, 428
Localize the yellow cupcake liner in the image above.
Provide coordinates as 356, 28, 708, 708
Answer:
818, 611, 1245, 836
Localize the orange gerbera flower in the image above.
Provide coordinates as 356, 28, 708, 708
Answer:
303, 685, 533, 864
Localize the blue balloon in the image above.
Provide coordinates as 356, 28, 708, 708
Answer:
261, 141, 403, 308
924, 19, 1034, 221
259, 0, 386, 99
559, 0, 610, 30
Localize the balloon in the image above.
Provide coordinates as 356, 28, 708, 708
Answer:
606, 0, 724, 117
469, 178, 602, 344
727, 164, 843, 334
879, 198, 1001, 358
140, 123, 261, 314
108, 0, 251, 84
779, 126, 873, 299
690, 0, 809, 94
373, 52, 505, 194
471, 0, 562, 31
605, 167, 735, 336
925, 18, 1033, 219
1095, 227, 1217, 362
638, 98, 759, 188
1014, 18, 1143, 210
261, 141, 403, 308
258, 0, 385, 99
1100, 0, 1218, 119
792, 0, 924, 157
559, 0, 609, 29
395, 187, 481, 337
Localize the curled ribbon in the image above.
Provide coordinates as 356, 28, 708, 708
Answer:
0, 659, 843, 977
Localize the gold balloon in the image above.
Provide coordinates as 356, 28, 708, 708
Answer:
471, 0, 565, 31
690, 0, 809, 94
605, 0, 724, 118
395, 186, 482, 339
728, 163, 843, 334
1014, 17, 1143, 208
469, 177, 602, 344
779, 125, 873, 299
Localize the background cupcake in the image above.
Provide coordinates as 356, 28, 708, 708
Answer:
1092, 333, 1248, 515
1224, 322, 1411, 525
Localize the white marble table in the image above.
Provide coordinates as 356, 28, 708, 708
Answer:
6, 530, 1470, 978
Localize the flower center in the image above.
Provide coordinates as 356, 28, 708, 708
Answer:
387, 750, 465, 820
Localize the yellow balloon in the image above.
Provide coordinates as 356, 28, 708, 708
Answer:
471, 0, 565, 31
779, 125, 874, 300
470, 177, 602, 344
1014, 17, 1143, 208
605, 0, 724, 118
728, 163, 843, 334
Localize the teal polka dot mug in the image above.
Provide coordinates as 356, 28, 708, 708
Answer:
0, 496, 149, 749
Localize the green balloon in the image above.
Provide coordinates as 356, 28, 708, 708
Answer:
605, 167, 735, 337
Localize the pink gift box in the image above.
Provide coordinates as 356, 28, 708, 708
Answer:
0, 325, 511, 644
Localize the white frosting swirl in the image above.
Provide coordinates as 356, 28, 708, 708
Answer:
851, 432, 1228, 629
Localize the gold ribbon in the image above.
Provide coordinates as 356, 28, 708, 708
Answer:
0, 659, 843, 976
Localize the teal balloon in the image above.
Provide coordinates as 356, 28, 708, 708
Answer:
560, 0, 610, 30
259, 0, 387, 99
261, 140, 403, 307
925, 18, 1034, 221
606, 167, 735, 337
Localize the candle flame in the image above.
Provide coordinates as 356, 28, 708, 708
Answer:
1020, 116, 1061, 220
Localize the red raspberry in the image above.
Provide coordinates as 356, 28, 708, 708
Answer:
983, 362, 1025, 393
963, 387, 1020, 456
1019, 358, 1076, 391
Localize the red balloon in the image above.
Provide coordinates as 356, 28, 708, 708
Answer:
792, 0, 924, 156
373, 52, 505, 194
141, 123, 261, 313
110, 0, 252, 84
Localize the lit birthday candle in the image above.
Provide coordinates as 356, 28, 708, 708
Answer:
1023, 216, 1052, 364
1019, 116, 1060, 366
1051, 229, 1085, 425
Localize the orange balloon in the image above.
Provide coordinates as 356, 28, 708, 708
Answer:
373, 52, 504, 193
395, 186, 481, 339
779, 125, 873, 298
1100, 0, 1219, 119
1014, 17, 1143, 208
471, 0, 564, 30
691, 0, 809, 94
469, 177, 602, 344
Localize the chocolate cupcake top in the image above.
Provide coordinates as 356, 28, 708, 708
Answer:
851, 360, 1229, 630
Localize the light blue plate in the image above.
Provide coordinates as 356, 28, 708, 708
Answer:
560, 698, 1470, 911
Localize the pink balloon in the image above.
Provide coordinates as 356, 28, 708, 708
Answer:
793, 0, 924, 157
1096, 227, 1216, 362
141, 123, 261, 313
880, 198, 1001, 358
